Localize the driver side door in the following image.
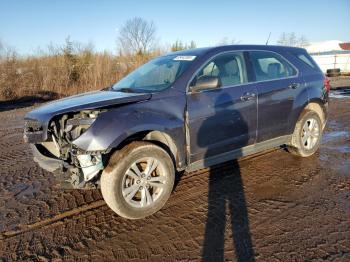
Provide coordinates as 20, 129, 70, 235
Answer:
187, 51, 258, 164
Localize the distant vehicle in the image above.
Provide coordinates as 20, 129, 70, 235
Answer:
24, 45, 329, 219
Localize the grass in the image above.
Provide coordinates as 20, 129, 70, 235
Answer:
0, 42, 157, 102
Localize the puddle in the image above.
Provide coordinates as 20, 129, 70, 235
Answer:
322, 131, 350, 144
330, 88, 350, 99
10, 182, 41, 198
338, 161, 350, 176
326, 120, 343, 130
325, 145, 350, 154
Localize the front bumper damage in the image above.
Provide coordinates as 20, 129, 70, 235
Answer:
76, 154, 103, 182
30, 143, 104, 189
24, 111, 106, 189
31, 144, 67, 173
30, 144, 104, 189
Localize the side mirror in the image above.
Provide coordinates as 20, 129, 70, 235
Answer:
191, 75, 221, 92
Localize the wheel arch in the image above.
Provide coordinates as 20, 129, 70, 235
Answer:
110, 129, 184, 171
289, 98, 327, 135
304, 99, 327, 128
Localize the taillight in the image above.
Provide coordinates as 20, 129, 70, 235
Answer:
324, 77, 331, 92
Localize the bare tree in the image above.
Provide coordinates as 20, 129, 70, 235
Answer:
277, 32, 287, 45
189, 40, 197, 49
277, 32, 309, 48
171, 40, 197, 52
117, 17, 157, 55
217, 37, 240, 46
298, 35, 309, 48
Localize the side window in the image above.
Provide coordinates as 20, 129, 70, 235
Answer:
250, 51, 297, 81
191, 52, 248, 89
202, 62, 219, 77
291, 51, 319, 71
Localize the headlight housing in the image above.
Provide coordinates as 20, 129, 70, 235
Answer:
50, 110, 103, 145
64, 111, 99, 141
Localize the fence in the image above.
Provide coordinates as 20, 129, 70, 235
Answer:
310, 52, 350, 73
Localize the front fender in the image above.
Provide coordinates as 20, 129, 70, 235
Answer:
72, 96, 186, 160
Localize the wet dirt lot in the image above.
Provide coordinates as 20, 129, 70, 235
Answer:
0, 94, 349, 261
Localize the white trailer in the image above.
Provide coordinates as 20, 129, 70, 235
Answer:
306, 40, 350, 74
311, 53, 350, 73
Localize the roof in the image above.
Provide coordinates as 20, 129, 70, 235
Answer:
169, 44, 304, 57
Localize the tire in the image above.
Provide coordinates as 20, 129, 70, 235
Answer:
289, 110, 323, 157
326, 68, 340, 74
327, 73, 340, 77
327, 68, 341, 77
101, 141, 175, 219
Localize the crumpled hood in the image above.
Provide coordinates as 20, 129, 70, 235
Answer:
25, 90, 152, 123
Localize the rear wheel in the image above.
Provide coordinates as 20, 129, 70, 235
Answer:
101, 141, 175, 219
289, 110, 323, 157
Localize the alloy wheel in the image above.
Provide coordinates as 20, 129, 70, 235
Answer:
121, 157, 167, 208
301, 117, 320, 150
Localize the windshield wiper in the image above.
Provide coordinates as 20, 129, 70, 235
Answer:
118, 88, 135, 93
101, 85, 112, 91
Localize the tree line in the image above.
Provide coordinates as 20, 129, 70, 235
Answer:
0, 16, 309, 101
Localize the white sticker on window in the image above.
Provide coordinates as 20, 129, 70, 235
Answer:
173, 56, 196, 61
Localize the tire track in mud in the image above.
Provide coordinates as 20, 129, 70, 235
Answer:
1, 100, 350, 261
0, 148, 280, 241
0, 138, 300, 243
0, 200, 106, 240
0, 105, 279, 238
3, 156, 347, 262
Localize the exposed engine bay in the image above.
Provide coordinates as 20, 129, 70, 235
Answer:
34, 110, 108, 189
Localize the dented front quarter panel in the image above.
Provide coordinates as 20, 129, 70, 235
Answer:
24, 90, 152, 141
72, 88, 187, 167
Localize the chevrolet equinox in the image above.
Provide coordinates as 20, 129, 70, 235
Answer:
24, 45, 329, 219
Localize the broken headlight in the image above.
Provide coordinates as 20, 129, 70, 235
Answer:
64, 110, 100, 142
24, 119, 43, 133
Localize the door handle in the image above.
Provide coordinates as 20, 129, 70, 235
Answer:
240, 92, 256, 101
288, 83, 300, 89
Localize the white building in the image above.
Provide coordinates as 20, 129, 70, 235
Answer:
305, 40, 350, 73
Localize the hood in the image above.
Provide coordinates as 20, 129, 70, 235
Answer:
25, 90, 152, 123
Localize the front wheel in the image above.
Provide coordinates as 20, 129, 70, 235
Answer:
289, 110, 323, 157
101, 141, 175, 219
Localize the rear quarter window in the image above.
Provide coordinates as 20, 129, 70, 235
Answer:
297, 54, 316, 68
249, 51, 297, 81
290, 50, 321, 72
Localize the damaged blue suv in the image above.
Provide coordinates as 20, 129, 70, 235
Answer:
24, 45, 329, 219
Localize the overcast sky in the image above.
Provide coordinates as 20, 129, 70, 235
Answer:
1, 0, 349, 55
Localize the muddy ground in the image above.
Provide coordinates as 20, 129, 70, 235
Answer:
0, 93, 349, 261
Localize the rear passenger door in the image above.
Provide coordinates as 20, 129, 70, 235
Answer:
248, 51, 301, 142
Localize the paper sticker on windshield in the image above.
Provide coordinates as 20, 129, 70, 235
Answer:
173, 56, 196, 61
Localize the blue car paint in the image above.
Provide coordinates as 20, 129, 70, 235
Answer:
73, 88, 188, 167
25, 90, 152, 141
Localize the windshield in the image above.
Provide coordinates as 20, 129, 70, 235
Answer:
112, 55, 196, 93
